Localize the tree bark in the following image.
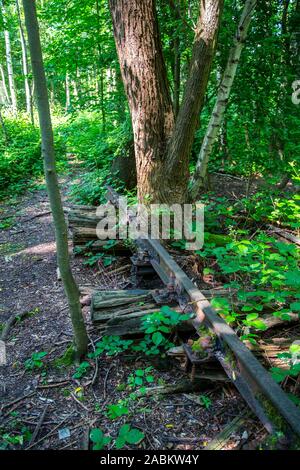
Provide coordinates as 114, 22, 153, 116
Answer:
110, 0, 223, 204
1, 1, 18, 115
0, 106, 9, 144
169, 0, 181, 117
165, 0, 223, 203
65, 72, 71, 111
189, 0, 257, 200
109, 0, 175, 203
0, 64, 10, 106
22, 0, 88, 359
16, 0, 34, 122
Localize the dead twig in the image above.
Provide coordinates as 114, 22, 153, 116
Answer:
37, 380, 70, 390
88, 335, 99, 387
1, 310, 30, 341
1, 391, 36, 414
22, 211, 51, 223
59, 439, 78, 450
103, 363, 115, 399
26, 412, 74, 450
106, 264, 131, 276
70, 393, 89, 412
27, 405, 49, 448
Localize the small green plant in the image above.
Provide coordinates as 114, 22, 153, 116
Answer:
127, 367, 154, 389
90, 428, 111, 450
53, 344, 74, 367
83, 251, 116, 267
132, 306, 191, 356
199, 394, 212, 409
90, 336, 133, 358
271, 343, 300, 383
103, 240, 118, 250
106, 402, 129, 420
94, 403, 102, 413
0, 217, 14, 230
72, 361, 91, 379
115, 424, 145, 449
242, 313, 267, 331
24, 351, 47, 370
0, 421, 32, 450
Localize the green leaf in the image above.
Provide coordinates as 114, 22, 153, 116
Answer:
90, 428, 104, 443
126, 428, 145, 445
146, 375, 154, 383
135, 377, 143, 386
285, 271, 300, 287
115, 436, 126, 449
118, 424, 130, 437
252, 319, 267, 331
152, 332, 164, 346
158, 325, 170, 333
246, 313, 259, 321
290, 302, 300, 312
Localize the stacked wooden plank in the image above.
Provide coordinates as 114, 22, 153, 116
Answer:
90, 288, 194, 336
67, 205, 131, 254
91, 289, 158, 335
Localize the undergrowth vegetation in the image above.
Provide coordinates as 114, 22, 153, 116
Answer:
57, 112, 132, 205
0, 115, 66, 199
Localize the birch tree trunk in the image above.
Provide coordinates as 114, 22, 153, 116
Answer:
1, 1, 18, 114
22, 0, 88, 359
16, 0, 33, 122
189, 0, 257, 200
65, 72, 71, 111
0, 64, 10, 106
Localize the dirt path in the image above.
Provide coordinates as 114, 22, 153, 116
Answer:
0, 172, 259, 450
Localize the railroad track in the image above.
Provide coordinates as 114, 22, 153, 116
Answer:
68, 188, 300, 446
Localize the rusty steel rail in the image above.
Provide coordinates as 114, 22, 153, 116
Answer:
105, 186, 300, 441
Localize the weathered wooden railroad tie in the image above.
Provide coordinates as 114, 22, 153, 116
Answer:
68, 196, 300, 445
67, 205, 132, 255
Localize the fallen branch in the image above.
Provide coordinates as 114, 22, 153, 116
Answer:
137, 379, 210, 397
263, 313, 299, 330
25, 412, 74, 450
1, 391, 36, 414
27, 405, 49, 448
37, 380, 70, 389
106, 264, 132, 276
23, 211, 51, 223
1, 310, 30, 341
268, 225, 300, 246
88, 335, 99, 387
70, 393, 89, 412
103, 363, 115, 399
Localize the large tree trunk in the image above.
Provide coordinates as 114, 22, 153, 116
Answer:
109, 0, 175, 203
1, 1, 18, 115
110, 0, 223, 204
22, 0, 88, 359
169, 0, 181, 117
189, 0, 257, 199
16, 0, 34, 122
164, 0, 223, 203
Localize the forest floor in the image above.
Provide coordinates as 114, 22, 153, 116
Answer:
0, 164, 273, 451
